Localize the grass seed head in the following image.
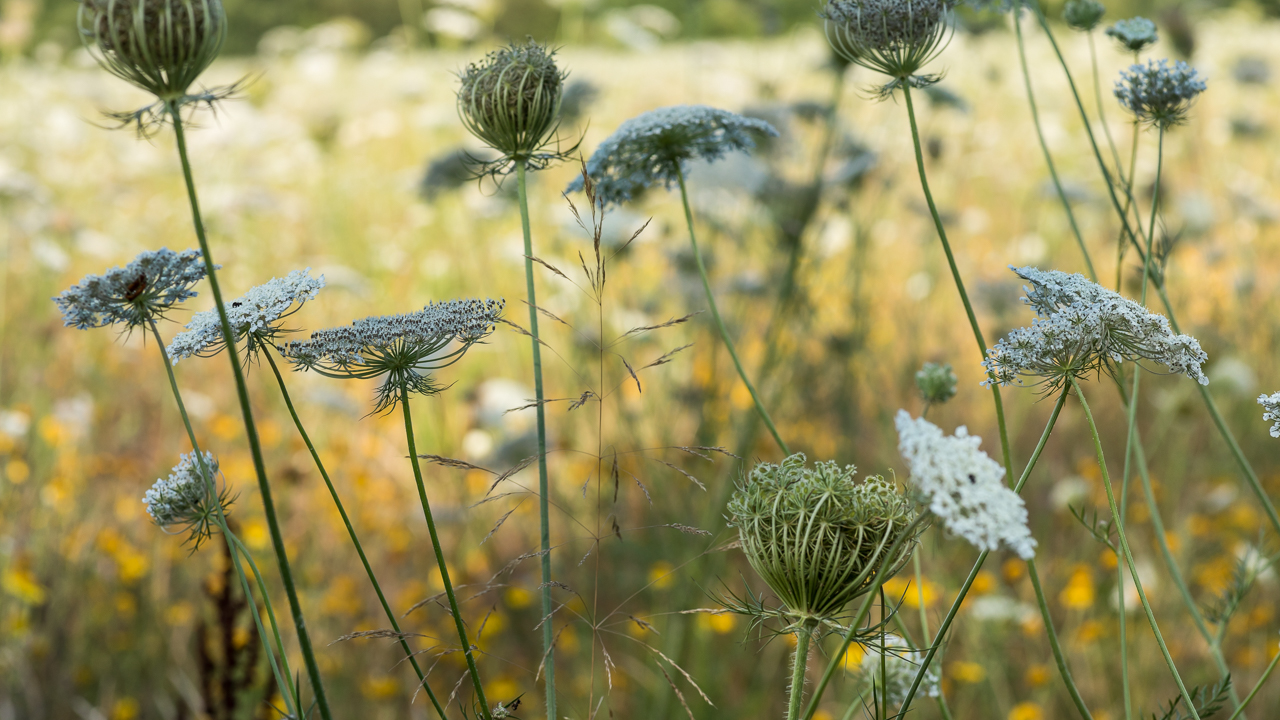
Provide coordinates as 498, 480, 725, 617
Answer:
78, 0, 226, 100
1063, 0, 1106, 32
458, 40, 566, 164
727, 453, 917, 620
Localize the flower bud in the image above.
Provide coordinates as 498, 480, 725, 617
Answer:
78, 0, 226, 101
1063, 0, 1106, 32
458, 40, 566, 162
916, 362, 957, 406
1105, 17, 1158, 53
727, 454, 917, 620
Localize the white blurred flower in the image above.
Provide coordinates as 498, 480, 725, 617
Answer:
858, 634, 940, 707
1258, 392, 1280, 438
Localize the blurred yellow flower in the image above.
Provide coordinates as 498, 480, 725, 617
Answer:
110, 698, 139, 720
360, 674, 399, 700
971, 570, 997, 595
949, 660, 986, 683
165, 601, 194, 626
505, 586, 534, 609
1073, 619, 1104, 644
1060, 565, 1094, 609
242, 519, 270, 550
697, 610, 737, 634
884, 577, 939, 608
1002, 558, 1025, 583
2, 565, 46, 605
210, 414, 239, 441
5, 458, 29, 484
648, 561, 675, 589
487, 676, 520, 702
1025, 664, 1050, 687
1008, 701, 1043, 720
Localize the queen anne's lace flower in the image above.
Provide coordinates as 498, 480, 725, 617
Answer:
166, 268, 324, 362
54, 248, 210, 330
1063, 0, 1106, 32
822, 0, 954, 83
858, 634, 941, 706
983, 266, 1208, 389
1105, 17, 1158, 52
279, 298, 504, 412
143, 450, 230, 546
1114, 59, 1207, 128
1258, 393, 1280, 438
895, 411, 1036, 560
565, 105, 777, 208
916, 362, 957, 406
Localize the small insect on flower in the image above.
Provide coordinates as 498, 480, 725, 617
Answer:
458, 40, 569, 173
277, 298, 504, 413
1258, 392, 1280, 438
53, 248, 211, 330
1105, 17, 1158, 53
895, 411, 1036, 560
857, 634, 941, 707
143, 450, 233, 549
916, 362, 958, 406
78, 0, 227, 101
166, 268, 325, 364
565, 105, 777, 208
1063, 0, 1106, 32
1114, 58, 1207, 129
822, 0, 955, 89
727, 454, 919, 621
982, 266, 1208, 390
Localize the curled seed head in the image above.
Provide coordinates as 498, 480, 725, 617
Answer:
822, 0, 954, 81
1105, 17, 1158, 52
458, 40, 566, 161
78, 0, 226, 100
727, 454, 918, 619
1063, 0, 1106, 32
916, 362, 958, 406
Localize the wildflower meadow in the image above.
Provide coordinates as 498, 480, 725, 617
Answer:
1, 0, 1279, 718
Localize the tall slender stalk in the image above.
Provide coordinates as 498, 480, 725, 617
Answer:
165, 105, 333, 717
146, 319, 298, 716
1014, 10, 1096, 280
900, 83, 1013, 477
514, 161, 556, 719
893, 389, 1071, 717
1070, 377, 1200, 718
675, 164, 791, 456
787, 620, 817, 720
263, 352, 446, 718
1027, 558, 1094, 720
399, 387, 491, 718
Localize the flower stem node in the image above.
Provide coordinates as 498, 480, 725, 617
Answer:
143, 450, 233, 549
458, 40, 569, 174
895, 411, 1036, 560
727, 454, 919, 621
278, 298, 504, 414
822, 0, 955, 87
78, 0, 226, 100
1114, 59, 1207, 129
565, 105, 777, 208
1104, 17, 1158, 53
916, 362, 958, 406
53, 247, 211, 330
1063, 0, 1106, 32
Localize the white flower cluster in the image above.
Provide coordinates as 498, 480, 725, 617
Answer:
280, 298, 504, 371
895, 411, 1037, 560
1114, 59, 1207, 128
54, 248, 210, 330
143, 450, 217, 528
1258, 392, 1280, 438
858, 634, 940, 707
1105, 17, 1158, 52
566, 105, 777, 208
983, 266, 1208, 389
166, 268, 325, 362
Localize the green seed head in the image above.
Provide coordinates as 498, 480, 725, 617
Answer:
78, 0, 226, 101
916, 362, 958, 406
1063, 0, 1106, 32
727, 454, 918, 620
458, 40, 566, 162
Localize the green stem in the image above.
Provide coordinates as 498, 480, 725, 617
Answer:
1227, 647, 1280, 720
1014, 13, 1097, 281
787, 620, 817, 720
515, 161, 556, 720
1070, 377, 1200, 719
227, 531, 299, 709
1115, 122, 1139, 293
264, 352, 446, 718
1089, 32, 1125, 189
168, 103, 332, 719
400, 388, 492, 719
900, 83, 1013, 478
675, 164, 790, 456
147, 319, 298, 716
895, 388, 1069, 716
879, 592, 887, 720
1028, 559, 1094, 720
